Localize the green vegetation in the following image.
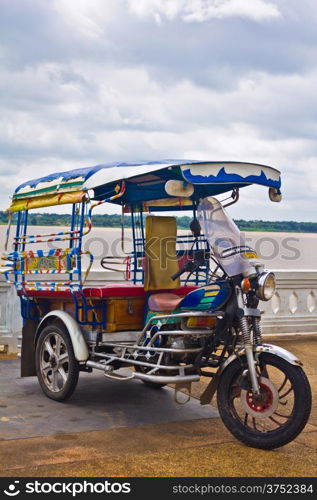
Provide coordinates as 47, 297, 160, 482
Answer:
0, 211, 316, 232
234, 219, 317, 233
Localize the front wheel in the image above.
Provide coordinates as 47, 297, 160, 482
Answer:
35, 323, 80, 401
217, 353, 311, 449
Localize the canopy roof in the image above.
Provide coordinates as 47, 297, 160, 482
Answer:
9, 160, 281, 212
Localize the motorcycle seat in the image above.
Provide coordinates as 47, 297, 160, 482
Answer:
148, 293, 183, 312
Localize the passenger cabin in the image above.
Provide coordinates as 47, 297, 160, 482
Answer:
1, 160, 281, 333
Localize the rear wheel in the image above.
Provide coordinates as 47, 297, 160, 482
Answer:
35, 323, 79, 401
217, 353, 311, 449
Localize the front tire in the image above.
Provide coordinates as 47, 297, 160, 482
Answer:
35, 323, 79, 401
217, 353, 311, 449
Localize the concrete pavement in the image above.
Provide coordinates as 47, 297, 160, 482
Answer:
0, 337, 316, 477
0, 361, 217, 440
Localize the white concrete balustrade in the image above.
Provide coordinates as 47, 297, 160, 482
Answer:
260, 270, 317, 335
0, 270, 316, 353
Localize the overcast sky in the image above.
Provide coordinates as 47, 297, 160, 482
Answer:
0, 0, 316, 220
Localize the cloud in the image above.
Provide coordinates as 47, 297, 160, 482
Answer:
0, 0, 316, 221
128, 0, 281, 24
52, 0, 120, 39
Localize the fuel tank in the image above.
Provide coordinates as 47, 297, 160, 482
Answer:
179, 280, 232, 312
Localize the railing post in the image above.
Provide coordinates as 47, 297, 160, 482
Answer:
0, 275, 22, 353
261, 270, 317, 335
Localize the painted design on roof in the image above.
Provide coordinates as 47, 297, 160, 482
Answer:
14, 160, 193, 196
181, 163, 281, 189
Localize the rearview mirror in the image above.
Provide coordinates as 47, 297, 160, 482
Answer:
269, 187, 282, 202
190, 219, 201, 238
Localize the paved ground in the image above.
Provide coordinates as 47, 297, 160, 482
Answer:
0, 337, 316, 477
0, 362, 217, 440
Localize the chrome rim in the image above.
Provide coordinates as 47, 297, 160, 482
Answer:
39, 332, 69, 392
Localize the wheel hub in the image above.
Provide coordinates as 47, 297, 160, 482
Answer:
240, 376, 279, 419
49, 355, 58, 371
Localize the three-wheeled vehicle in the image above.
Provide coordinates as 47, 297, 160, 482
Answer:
1, 160, 311, 449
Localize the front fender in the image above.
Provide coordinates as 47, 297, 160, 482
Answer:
36, 311, 89, 362
259, 343, 302, 366
221, 343, 302, 372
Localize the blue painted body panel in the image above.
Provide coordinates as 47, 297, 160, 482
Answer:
179, 280, 232, 312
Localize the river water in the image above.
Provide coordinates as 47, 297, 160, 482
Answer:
0, 225, 316, 271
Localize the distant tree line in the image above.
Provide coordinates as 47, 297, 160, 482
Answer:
0, 211, 316, 233
234, 219, 317, 233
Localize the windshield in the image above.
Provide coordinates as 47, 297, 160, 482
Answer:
197, 197, 257, 277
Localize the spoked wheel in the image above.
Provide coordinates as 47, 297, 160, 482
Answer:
35, 323, 79, 401
217, 353, 311, 449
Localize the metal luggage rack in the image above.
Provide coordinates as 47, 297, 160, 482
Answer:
86, 311, 224, 384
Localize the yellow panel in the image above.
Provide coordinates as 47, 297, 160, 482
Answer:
104, 297, 145, 332
144, 215, 180, 291
7, 191, 87, 212
143, 198, 193, 209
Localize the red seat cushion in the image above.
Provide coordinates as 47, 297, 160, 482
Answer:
84, 284, 146, 298
19, 284, 198, 299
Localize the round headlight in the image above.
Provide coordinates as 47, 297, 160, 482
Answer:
256, 272, 276, 301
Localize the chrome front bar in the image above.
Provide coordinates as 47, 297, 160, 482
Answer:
86, 360, 200, 384
85, 311, 223, 384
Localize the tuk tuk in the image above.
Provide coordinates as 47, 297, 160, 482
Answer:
1, 160, 311, 449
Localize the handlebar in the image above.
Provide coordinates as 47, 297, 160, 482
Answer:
171, 260, 198, 281
171, 250, 209, 281
171, 268, 187, 281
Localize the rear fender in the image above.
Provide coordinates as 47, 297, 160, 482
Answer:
35, 311, 89, 362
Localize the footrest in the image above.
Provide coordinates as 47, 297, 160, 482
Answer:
104, 371, 135, 381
